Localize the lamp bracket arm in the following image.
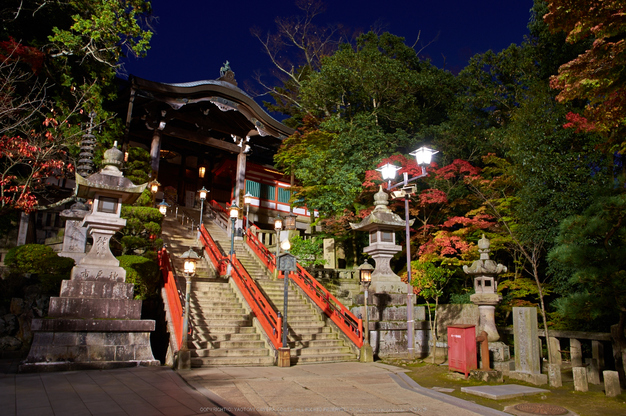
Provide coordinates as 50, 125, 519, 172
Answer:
388, 171, 427, 190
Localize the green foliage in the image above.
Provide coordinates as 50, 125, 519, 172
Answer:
548, 191, 626, 331
289, 235, 326, 267
124, 146, 151, 186
3, 244, 74, 297
117, 255, 160, 300
5, 244, 74, 276
411, 261, 455, 303
118, 206, 163, 255
0, 0, 153, 165
449, 290, 474, 304
276, 32, 456, 216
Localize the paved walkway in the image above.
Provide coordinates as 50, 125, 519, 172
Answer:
1, 361, 509, 416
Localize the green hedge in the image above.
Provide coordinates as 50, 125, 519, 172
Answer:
117, 255, 161, 300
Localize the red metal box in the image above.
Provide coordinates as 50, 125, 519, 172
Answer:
447, 324, 477, 377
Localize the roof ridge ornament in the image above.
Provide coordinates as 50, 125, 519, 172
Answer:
219, 60, 238, 86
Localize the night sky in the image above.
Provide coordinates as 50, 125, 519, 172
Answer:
121, 0, 535, 95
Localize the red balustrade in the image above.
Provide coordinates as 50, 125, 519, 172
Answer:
244, 227, 363, 348
157, 248, 183, 350
199, 224, 282, 349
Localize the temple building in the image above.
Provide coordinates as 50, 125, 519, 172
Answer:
117, 66, 304, 230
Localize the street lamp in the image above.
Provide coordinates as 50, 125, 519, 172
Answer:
228, 203, 239, 275
244, 192, 253, 229
283, 212, 297, 231
149, 180, 160, 208
359, 260, 374, 362
158, 201, 170, 216
198, 187, 209, 226
380, 145, 438, 360
179, 247, 200, 369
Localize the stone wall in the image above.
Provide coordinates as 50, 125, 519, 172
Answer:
0, 285, 49, 357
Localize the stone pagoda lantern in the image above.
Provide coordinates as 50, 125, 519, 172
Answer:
22, 143, 158, 371
350, 186, 411, 294
463, 234, 507, 342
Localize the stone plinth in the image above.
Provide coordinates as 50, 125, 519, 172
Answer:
352, 293, 429, 358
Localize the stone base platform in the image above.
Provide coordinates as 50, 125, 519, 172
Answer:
509, 370, 548, 386
21, 318, 158, 373
19, 359, 160, 373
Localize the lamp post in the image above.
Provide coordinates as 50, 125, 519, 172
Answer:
228, 203, 239, 275
179, 247, 200, 369
377, 146, 438, 360
276, 238, 296, 367
198, 187, 209, 226
359, 260, 374, 362
158, 201, 170, 216
149, 180, 160, 208
244, 192, 253, 230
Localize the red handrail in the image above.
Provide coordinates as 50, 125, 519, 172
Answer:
199, 224, 282, 349
245, 227, 363, 348
158, 248, 183, 350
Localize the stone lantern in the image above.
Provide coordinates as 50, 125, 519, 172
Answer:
350, 186, 411, 294
22, 144, 158, 371
463, 234, 507, 342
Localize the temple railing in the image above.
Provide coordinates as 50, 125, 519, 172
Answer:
244, 227, 363, 348
208, 200, 229, 232
199, 224, 282, 349
157, 248, 184, 350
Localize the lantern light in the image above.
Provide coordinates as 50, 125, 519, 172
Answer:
158, 201, 170, 216
359, 260, 374, 285
180, 247, 200, 278
149, 180, 160, 194
409, 146, 439, 166
376, 163, 401, 180
283, 212, 297, 230
280, 239, 291, 252
198, 166, 206, 178
274, 214, 283, 231
229, 203, 239, 219
244, 192, 254, 205
198, 186, 209, 201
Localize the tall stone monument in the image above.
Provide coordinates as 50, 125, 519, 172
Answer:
21, 144, 158, 371
58, 200, 90, 263
509, 307, 548, 385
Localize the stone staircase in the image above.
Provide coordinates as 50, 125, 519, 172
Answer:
202, 218, 358, 365
160, 214, 273, 367
260, 280, 356, 364
187, 280, 274, 367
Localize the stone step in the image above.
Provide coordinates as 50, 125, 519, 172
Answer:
188, 306, 247, 315
192, 319, 251, 327
189, 309, 250, 325
288, 339, 346, 348
191, 356, 274, 367
192, 325, 257, 335
290, 345, 351, 356
191, 347, 271, 358
290, 353, 357, 364
191, 339, 267, 350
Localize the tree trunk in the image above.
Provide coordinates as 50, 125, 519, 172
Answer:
533, 261, 553, 366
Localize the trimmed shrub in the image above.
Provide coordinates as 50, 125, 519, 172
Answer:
117, 255, 161, 300
4, 244, 74, 276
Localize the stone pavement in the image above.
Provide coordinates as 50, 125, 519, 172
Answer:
179, 362, 509, 416
1, 360, 510, 416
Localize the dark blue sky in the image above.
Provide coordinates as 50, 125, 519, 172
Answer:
121, 1, 534, 92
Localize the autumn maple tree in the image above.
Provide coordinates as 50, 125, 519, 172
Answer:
544, 0, 626, 151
